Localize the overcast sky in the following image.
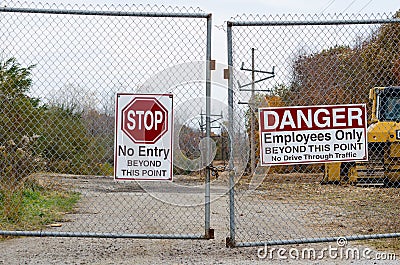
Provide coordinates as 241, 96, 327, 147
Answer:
0, 0, 400, 126
21, 0, 400, 63
23, 0, 400, 18
23, 0, 400, 13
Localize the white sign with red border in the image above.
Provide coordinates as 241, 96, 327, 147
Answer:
258, 104, 368, 166
114, 93, 173, 180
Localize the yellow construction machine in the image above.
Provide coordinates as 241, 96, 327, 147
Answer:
323, 86, 400, 187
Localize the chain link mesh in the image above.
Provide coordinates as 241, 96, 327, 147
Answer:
228, 12, 400, 245
0, 2, 211, 237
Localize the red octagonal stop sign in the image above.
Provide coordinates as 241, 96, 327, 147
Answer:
121, 97, 168, 144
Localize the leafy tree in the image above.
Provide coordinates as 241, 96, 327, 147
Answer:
178, 125, 202, 160
0, 58, 44, 146
289, 11, 400, 108
290, 45, 368, 106
360, 10, 400, 86
0, 58, 113, 176
0, 57, 34, 97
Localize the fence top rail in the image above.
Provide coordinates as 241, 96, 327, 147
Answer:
0, 6, 211, 19
228, 18, 400, 27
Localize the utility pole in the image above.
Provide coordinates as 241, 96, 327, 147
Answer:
238, 48, 275, 176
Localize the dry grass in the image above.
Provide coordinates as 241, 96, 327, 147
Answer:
237, 172, 400, 251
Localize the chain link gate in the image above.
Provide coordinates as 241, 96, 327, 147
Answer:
0, 2, 214, 240
226, 13, 400, 248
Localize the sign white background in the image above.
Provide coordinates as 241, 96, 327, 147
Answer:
114, 93, 173, 180
258, 104, 368, 166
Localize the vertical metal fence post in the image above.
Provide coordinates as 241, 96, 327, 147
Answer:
226, 21, 236, 247
204, 13, 213, 239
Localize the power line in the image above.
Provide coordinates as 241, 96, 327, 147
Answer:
342, 0, 357, 13
358, 0, 373, 13
321, 0, 336, 13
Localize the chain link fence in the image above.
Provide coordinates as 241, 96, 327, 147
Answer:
1, 1, 400, 249
226, 12, 400, 247
0, 2, 213, 239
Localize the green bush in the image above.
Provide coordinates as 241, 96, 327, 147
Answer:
0, 57, 114, 177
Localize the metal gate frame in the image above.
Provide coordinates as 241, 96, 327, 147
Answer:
226, 16, 400, 248
0, 5, 213, 240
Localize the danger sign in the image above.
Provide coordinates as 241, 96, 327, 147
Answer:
115, 94, 173, 181
258, 104, 368, 166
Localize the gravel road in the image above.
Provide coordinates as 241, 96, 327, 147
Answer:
0, 174, 397, 264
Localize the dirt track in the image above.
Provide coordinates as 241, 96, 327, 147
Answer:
0, 174, 398, 264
